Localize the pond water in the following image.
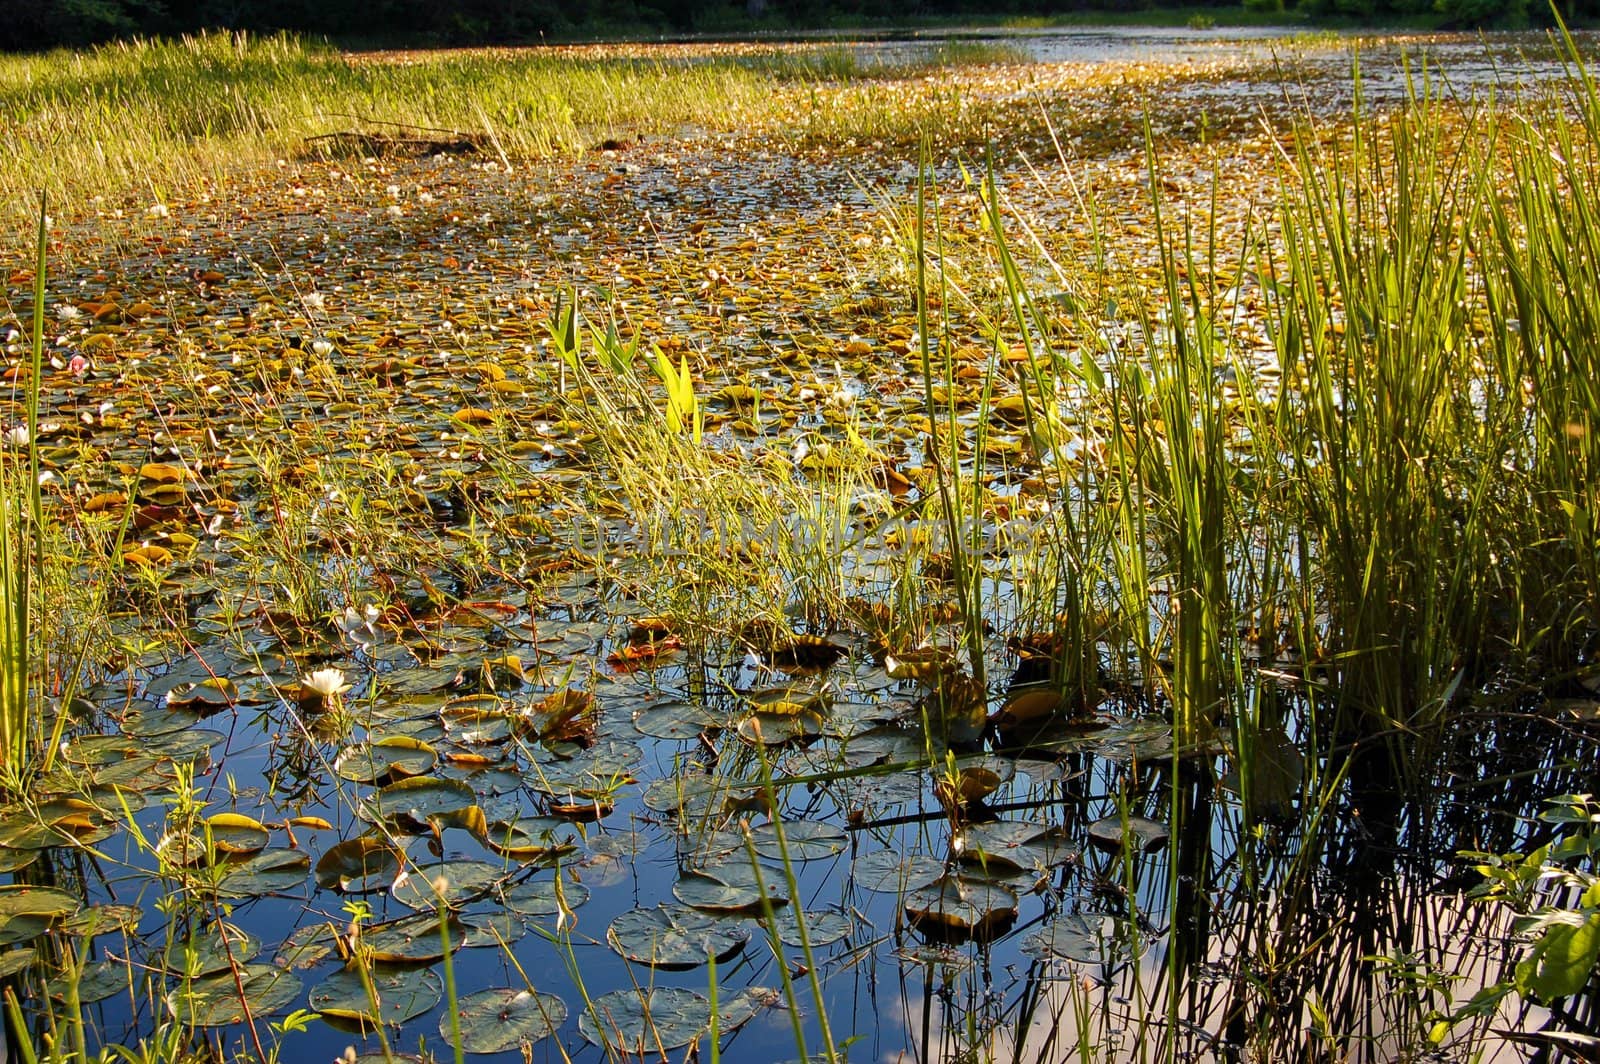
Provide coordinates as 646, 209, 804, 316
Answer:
3, 27, 1598, 1064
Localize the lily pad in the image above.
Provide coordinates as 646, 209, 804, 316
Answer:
214, 848, 312, 898
579, 986, 769, 1051
335, 736, 438, 784
632, 700, 723, 739
904, 874, 1019, 943
1086, 815, 1170, 856
315, 836, 404, 894
391, 860, 502, 911
673, 857, 789, 915
480, 816, 580, 860
607, 904, 750, 970
766, 907, 853, 949
360, 912, 464, 964
363, 776, 477, 834
449, 988, 567, 1053
499, 877, 591, 918
1020, 913, 1110, 964
311, 965, 442, 1026
748, 819, 847, 862
169, 964, 300, 1027
204, 812, 270, 855
851, 851, 943, 894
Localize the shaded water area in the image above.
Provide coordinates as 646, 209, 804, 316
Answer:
2, 29, 1599, 1064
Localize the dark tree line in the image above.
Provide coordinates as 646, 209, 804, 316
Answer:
1, 0, 1579, 53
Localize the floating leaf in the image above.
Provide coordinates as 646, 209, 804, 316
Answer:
214, 849, 311, 898
451, 988, 566, 1054
391, 860, 502, 911
360, 912, 463, 964
315, 836, 403, 894
311, 965, 442, 1026
851, 851, 943, 894
607, 904, 750, 970
1086, 815, 1169, 856
499, 876, 591, 918
904, 874, 1018, 943
480, 816, 580, 860
364, 776, 477, 834
1020, 913, 1109, 964
204, 812, 270, 855
335, 736, 437, 784
579, 985, 766, 1051
168, 964, 300, 1027
748, 820, 847, 862
673, 857, 789, 915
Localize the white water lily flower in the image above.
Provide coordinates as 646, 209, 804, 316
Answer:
300, 667, 351, 698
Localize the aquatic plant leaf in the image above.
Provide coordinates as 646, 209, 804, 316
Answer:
276, 923, 340, 970
1086, 815, 1169, 855
958, 821, 1076, 876
457, 909, 526, 948
499, 876, 590, 918
851, 851, 943, 893
748, 820, 847, 861
360, 912, 463, 964
315, 836, 404, 894
390, 860, 502, 911
736, 709, 823, 745
168, 964, 300, 1027
335, 736, 438, 784
607, 904, 750, 970
631, 699, 722, 739
0, 885, 79, 921
164, 924, 260, 977
480, 816, 580, 860
204, 812, 270, 854
673, 857, 789, 915
450, 988, 566, 1054
766, 907, 853, 948
214, 849, 311, 898
1021, 913, 1110, 964
578, 986, 709, 1051
364, 776, 477, 833
904, 874, 1018, 943
311, 965, 442, 1025
49, 958, 128, 1002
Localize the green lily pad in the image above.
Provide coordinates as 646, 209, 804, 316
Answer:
315, 836, 404, 894
214, 849, 312, 898
458, 909, 527, 949
632, 700, 723, 739
499, 877, 591, 918
748, 820, 847, 861
673, 857, 789, 915
1086, 815, 1169, 856
0, 885, 79, 921
363, 777, 477, 834
0, 947, 36, 979
50, 958, 131, 1002
276, 922, 341, 970
360, 912, 463, 964
311, 965, 442, 1026
607, 904, 750, 970
164, 924, 260, 978
480, 816, 580, 860
335, 736, 438, 784
579, 985, 764, 1052
851, 851, 943, 893
1020, 913, 1109, 964
904, 874, 1019, 943
767, 907, 853, 949
168, 964, 300, 1027
391, 860, 502, 911
449, 988, 567, 1053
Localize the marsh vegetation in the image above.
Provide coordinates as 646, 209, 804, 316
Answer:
0, 24, 1596, 1064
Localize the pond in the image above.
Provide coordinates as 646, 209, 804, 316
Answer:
2, 26, 1598, 1064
